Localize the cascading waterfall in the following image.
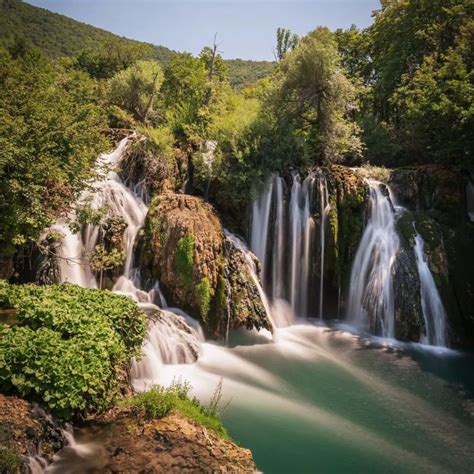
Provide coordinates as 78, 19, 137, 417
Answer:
413, 228, 448, 347
250, 172, 315, 318
347, 180, 399, 337
271, 175, 286, 299
318, 174, 331, 320
250, 176, 274, 283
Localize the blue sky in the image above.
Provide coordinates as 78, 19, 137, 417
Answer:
27, 0, 380, 60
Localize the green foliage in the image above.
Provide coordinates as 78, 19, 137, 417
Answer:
365, 0, 473, 165
0, 45, 108, 255
225, 59, 275, 89
196, 277, 211, 321
276, 27, 363, 163
175, 235, 195, 287
128, 379, 229, 439
162, 53, 208, 139
275, 27, 299, 61
0, 282, 147, 419
109, 60, 164, 122
76, 40, 152, 80
89, 244, 125, 273
129, 385, 176, 419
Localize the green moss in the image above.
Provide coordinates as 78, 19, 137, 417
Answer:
175, 234, 195, 288
0, 445, 22, 473
196, 277, 212, 321
215, 274, 227, 311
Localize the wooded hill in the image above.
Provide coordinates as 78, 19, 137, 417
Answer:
0, 0, 274, 87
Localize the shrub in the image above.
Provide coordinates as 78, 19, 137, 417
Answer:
128, 379, 229, 439
0, 282, 147, 419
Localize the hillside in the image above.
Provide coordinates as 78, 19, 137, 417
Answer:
0, 0, 274, 86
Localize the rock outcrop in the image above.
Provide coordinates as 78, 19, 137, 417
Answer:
88, 410, 257, 473
138, 193, 271, 336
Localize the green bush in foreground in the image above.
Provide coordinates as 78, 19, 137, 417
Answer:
0, 282, 147, 419
129, 379, 229, 439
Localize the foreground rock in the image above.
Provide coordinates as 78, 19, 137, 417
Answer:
0, 394, 64, 472
85, 409, 257, 473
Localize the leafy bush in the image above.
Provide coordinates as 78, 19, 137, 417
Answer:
128, 379, 229, 439
0, 282, 147, 419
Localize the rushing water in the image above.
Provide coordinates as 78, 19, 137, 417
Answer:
413, 228, 448, 347
347, 180, 399, 337
318, 173, 331, 320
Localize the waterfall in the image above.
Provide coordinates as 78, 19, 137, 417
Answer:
52, 137, 147, 295
271, 175, 286, 299
48, 138, 204, 391
250, 172, 315, 318
467, 180, 474, 222
318, 174, 331, 319
250, 176, 274, 284
413, 228, 448, 347
347, 180, 399, 338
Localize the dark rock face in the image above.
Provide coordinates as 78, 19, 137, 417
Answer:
394, 214, 424, 341
220, 235, 271, 334
389, 167, 474, 349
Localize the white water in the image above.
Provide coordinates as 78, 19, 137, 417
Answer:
467, 180, 474, 222
52, 137, 147, 291
347, 180, 399, 337
251, 173, 315, 318
250, 176, 274, 284
271, 175, 286, 299
413, 228, 448, 347
318, 174, 331, 320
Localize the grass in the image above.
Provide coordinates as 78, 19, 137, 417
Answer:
127, 378, 230, 439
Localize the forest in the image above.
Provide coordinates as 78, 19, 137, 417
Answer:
0, 0, 473, 472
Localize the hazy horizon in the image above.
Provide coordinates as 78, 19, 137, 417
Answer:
26, 0, 380, 60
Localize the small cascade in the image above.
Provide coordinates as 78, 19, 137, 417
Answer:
347, 180, 399, 337
467, 179, 474, 222
52, 137, 147, 299
318, 174, 331, 319
413, 228, 448, 347
250, 176, 274, 283
132, 306, 204, 389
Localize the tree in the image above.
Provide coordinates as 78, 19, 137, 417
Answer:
161, 53, 208, 138
275, 28, 299, 61
109, 60, 164, 123
277, 27, 362, 163
0, 46, 108, 255
76, 39, 151, 79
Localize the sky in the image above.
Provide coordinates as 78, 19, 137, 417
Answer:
27, 0, 380, 61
